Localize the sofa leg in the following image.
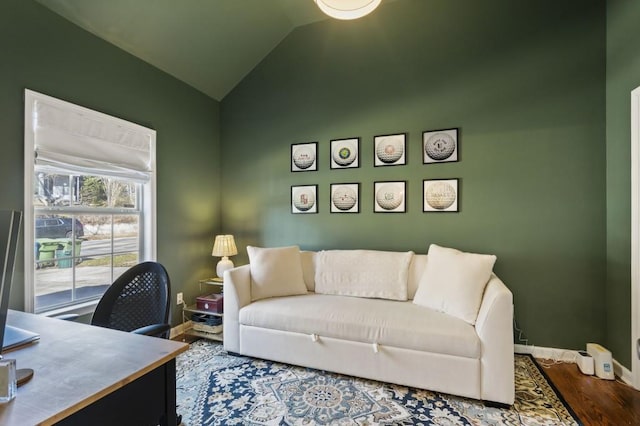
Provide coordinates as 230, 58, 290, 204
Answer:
484, 401, 511, 409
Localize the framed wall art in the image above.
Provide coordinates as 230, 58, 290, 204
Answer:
330, 137, 360, 169
291, 142, 318, 172
423, 128, 459, 164
374, 181, 406, 213
330, 183, 360, 213
374, 133, 406, 166
291, 185, 318, 214
423, 179, 459, 212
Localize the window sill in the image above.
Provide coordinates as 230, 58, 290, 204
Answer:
40, 300, 99, 319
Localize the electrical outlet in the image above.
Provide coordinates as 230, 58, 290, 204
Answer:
176, 292, 183, 305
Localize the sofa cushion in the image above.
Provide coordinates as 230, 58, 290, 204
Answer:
408, 254, 428, 300
239, 293, 480, 358
314, 250, 414, 301
247, 245, 308, 301
300, 250, 316, 292
413, 244, 496, 325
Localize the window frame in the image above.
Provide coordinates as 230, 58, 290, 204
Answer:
24, 90, 157, 315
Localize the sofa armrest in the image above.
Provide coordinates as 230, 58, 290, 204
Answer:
475, 274, 514, 405
223, 264, 252, 353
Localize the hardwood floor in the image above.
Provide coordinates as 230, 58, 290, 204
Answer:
538, 359, 640, 426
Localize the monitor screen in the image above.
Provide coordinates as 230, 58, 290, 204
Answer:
0, 210, 23, 355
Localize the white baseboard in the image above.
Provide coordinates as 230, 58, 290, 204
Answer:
613, 359, 634, 386
514, 344, 579, 362
170, 320, 192, 340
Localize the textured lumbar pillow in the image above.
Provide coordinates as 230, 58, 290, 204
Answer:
247, 245, 308, 301
315, 250, 414, 301
413, 244, 496, 324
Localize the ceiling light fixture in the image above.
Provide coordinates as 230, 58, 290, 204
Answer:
314, 0, 382, 20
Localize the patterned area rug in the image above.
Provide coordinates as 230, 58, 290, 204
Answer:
176, 340, 580, 425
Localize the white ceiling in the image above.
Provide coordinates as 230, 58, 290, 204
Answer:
37, 0, 394, 101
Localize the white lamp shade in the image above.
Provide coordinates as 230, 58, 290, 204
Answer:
212, 235, 238, 278
212, 235, 238, 257
314, 0, 382, 20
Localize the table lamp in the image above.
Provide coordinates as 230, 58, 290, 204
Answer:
212, 234, 238, 278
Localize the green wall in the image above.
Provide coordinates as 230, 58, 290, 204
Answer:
221, 0, 607, 351
0, 0, 221, 325
606, 0, 640, 368
3, 0, 634, 366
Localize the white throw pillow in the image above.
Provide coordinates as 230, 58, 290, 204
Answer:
247, 245, 308, 301
300, 250, 317, 292
315, 250, 414, 301
413, 244, 496, 324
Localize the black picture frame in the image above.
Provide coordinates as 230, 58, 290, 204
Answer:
291, 184, 318, 214
330, 137, 360, 169
291, 142, 318, 172
422, 128, 459, 164
423, 178, 459, 212
374, 181, 407, 213
374, 133, 407, 167
330, 183, 360, 213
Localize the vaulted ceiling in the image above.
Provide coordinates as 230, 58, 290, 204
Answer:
36, 0, 399, 101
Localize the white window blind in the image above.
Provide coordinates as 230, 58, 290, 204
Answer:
29, 91, 155, 182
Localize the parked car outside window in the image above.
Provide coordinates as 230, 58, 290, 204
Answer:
35, 216, 84, 239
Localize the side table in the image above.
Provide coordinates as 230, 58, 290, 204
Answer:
182, 278, 224, 342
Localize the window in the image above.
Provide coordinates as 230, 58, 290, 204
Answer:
24, 90, 156, 314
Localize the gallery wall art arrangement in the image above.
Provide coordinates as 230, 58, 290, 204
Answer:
290, 128, 460, 214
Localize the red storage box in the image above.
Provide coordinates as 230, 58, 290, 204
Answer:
196, 293, 223, 313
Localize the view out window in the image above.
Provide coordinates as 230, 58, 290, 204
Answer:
33, 172, 142, 311
24, 90, 156, 314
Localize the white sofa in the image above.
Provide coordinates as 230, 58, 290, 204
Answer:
223, 245, 515, 405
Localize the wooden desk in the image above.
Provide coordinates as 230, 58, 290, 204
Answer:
0, 310, 188, 425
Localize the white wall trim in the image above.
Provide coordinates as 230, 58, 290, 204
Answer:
631, 85, 640, 390
170, 320, 192, 340
514, 344, 579, 363
614, 358, 634, 385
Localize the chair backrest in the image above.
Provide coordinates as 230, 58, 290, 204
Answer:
91, 261, 171, 338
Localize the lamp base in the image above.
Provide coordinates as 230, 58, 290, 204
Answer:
216, 256, 234, 279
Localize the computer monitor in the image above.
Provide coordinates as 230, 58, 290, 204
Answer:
0, 210, 39, 355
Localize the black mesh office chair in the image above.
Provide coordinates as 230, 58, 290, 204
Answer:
91, 261, 171, 339
60, 261, 180, 424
